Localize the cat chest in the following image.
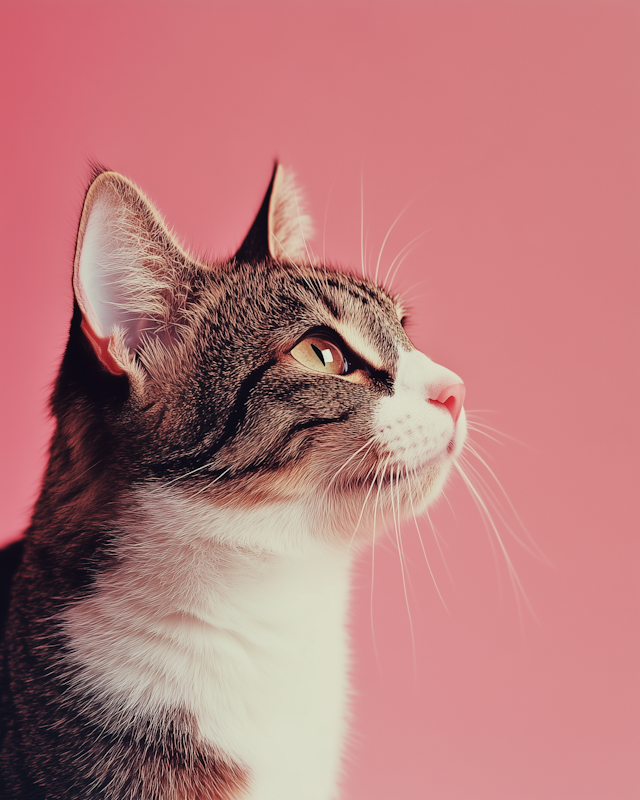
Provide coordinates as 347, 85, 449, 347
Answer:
60, 533, 352, 799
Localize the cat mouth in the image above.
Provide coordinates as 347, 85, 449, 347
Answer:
446, 433, 460, 455
339, 457, 443, 491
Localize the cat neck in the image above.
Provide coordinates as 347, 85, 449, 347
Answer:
118, 481, 356, 627
60, 482, 354, 799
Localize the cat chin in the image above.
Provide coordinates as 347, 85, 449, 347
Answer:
321, 453, 457, 545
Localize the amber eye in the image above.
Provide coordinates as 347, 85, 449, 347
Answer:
290, 336, 348, 375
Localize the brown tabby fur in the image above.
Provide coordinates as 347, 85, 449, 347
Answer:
0, 165, 410, 799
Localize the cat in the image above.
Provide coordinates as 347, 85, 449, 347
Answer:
0, 163, 466, 800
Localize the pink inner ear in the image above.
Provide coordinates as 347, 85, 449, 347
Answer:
80, 318, 125, 376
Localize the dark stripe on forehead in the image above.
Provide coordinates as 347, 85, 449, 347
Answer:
319, 294, 341, 320
322, 277, 388, 305
277, 270, 390, 309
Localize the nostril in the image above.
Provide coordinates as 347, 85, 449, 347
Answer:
431, 383, 466, 423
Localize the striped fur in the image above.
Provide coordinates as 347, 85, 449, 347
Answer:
0, 165, 466, 799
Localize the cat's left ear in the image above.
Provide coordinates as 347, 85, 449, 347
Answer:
73, 171, 186, 376
235, 163, 314, 264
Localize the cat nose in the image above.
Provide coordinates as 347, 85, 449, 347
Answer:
396, 351, 465, 421
431, 382, 466, 423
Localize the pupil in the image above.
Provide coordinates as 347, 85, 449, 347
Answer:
311, 343, 326, 366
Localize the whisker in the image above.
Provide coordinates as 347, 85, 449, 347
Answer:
440, 489, 458, 522
407, 471, 448, 610
369, 475, 381, 672
390, 466, 416, 672
347, 444, 379, 491
345, 457, 385, 553
395, 277, 428, 301
373, 455, 391, 534
374, 204, 410, 285
161, 460, 220, 487
454, 462, 537, 624
177, 472, 232, 508
370, 455, 391, 670
186, 466, 232, 499
322, 174, 337, 272
383, 229, 428, 289
326, 436, 377, 492
360, 174, 366, 279
408, 464, 454, 580
462, 434, 499, 464
423, 504, 454, 583
364, 229, 372, 282
465, 416, 532, 449
462, 443, 545, 560
68, 458, 104, 483
465, 419, 506, 431
460, 454, 526, 545
465, 424, 504, 446
456, 459, 504, 592
386, 242, 422, 291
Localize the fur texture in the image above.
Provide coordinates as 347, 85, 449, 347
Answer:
0, 164, 466, 799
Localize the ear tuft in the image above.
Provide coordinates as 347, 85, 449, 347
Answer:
267, 165, 314, 263
235, 163, 314, 264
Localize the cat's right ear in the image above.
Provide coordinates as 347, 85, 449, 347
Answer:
235, 163, 314, 264
73, 172, 184, 375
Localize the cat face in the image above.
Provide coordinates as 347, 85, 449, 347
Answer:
70, 165, 466, 547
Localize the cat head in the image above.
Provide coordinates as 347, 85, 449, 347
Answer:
64, 164, 466, 548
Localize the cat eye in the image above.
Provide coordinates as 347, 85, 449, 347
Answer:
290, 336, 348, 375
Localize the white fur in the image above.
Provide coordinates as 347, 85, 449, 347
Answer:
61, 169, 470, 800
375, 348, 467, 468
61, 489, 352, 800
332, 319, 387, 371
59, 348, 466, 800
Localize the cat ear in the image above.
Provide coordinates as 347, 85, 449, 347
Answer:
235, 163, 314, 264
73, 171, 184, 375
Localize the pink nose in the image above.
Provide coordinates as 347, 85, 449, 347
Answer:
432, 383, 466, 422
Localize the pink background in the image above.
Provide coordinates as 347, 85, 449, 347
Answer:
1, 2, 638, 798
